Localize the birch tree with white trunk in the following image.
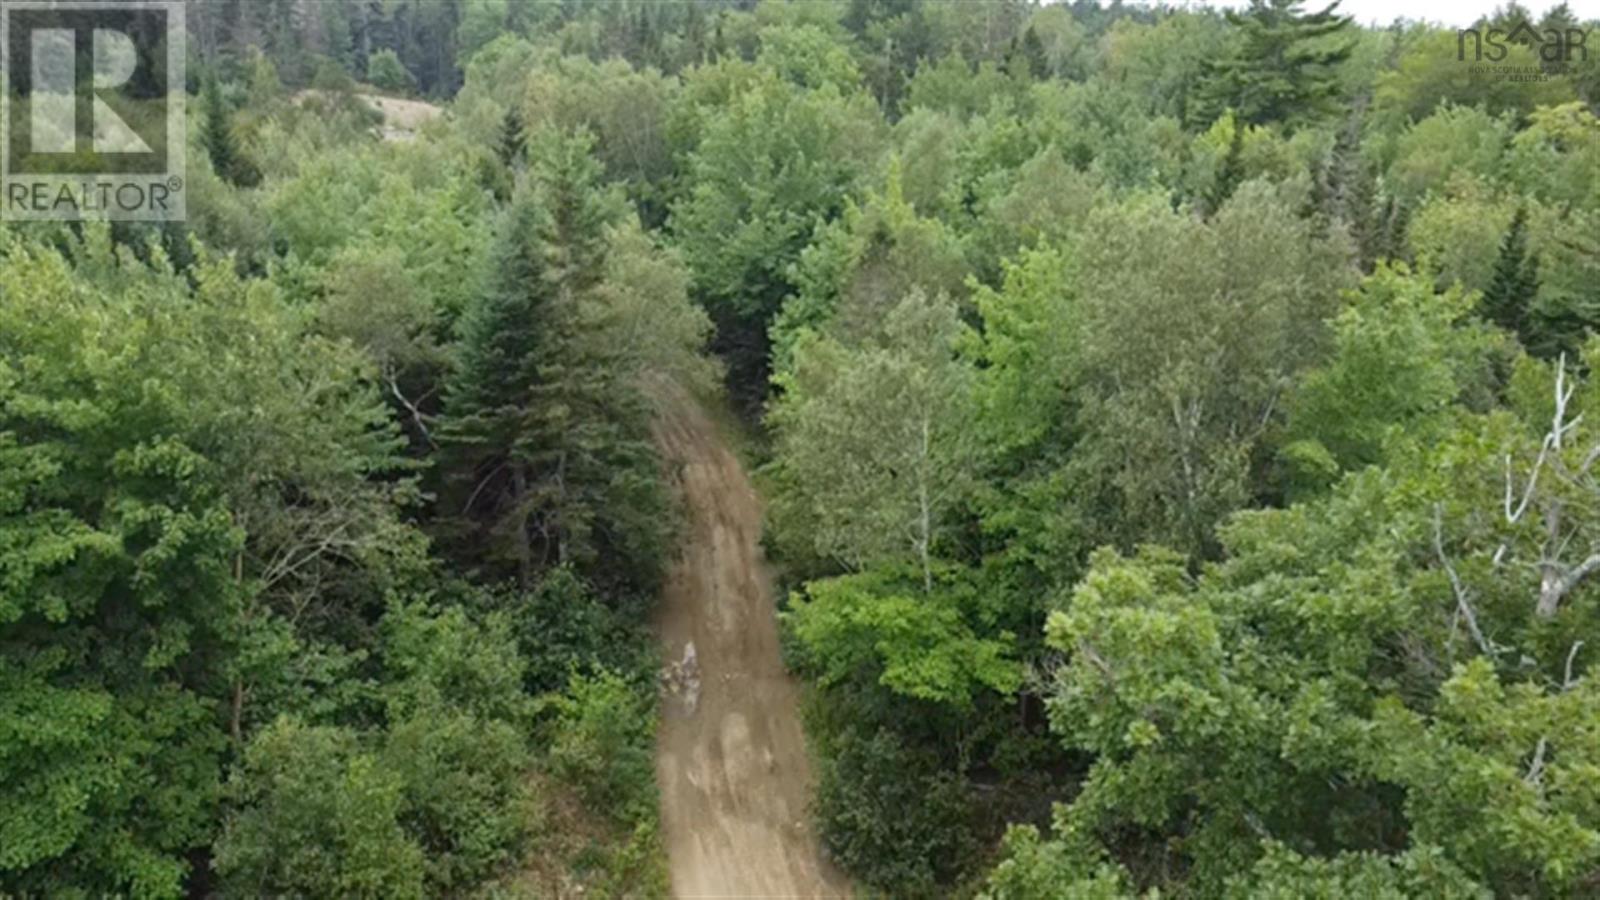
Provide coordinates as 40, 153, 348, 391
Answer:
768, 289, 979, 591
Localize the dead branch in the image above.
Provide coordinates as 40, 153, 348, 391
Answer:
1434, 504, 1492, 657
1541, 553, 1600, 618
1525, 735, 1548, 787
388, 375, 438, 449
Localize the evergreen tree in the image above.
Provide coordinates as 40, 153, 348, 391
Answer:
710, 20, 728, 61
1312, 111, 1381, 266
1203, 112, 1247, 217
1482, 206, 1540, 337
1019, 24, 1050, 80
1193, 0, 1354, 128
438, 134, 664, 592
438, 190, 556, 589
201, 74, 240, 185
497, 106, 525, 169
1483, 1, 1538, 41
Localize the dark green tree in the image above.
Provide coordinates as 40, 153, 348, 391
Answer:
1379, 194, 1412, 264
200, 74, 250, 187
437, 190, 555, 589
1192, 0, 1354, 128
1019, 24, 1050, 80
438, 135, 664, 592
1202, 111, 1247, 217
496, 106, 525, 169
1481, 206, 1540, 337
1311, 111, 1383, 266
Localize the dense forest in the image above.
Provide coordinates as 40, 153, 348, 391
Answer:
3, 0, 1600, 896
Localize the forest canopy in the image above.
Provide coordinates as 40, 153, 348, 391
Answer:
3, 0, 1600, 897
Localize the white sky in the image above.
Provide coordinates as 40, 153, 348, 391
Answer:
1187, 0, 1600, 27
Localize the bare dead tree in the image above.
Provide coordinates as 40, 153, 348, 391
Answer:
1497, 355, 1600, 619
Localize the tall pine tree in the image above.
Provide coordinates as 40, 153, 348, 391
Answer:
1311, 110, 1383, 267
201, 74, 242, 186
437, 133, 665, 592
1203, 112, 1248, 218
1192, 0, 1354, 128
1482, 206, 1540, 338
497, 107, 525, 170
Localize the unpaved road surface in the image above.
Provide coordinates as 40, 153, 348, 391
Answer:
652, 388, 850, 899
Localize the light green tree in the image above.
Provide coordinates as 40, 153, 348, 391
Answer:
1069, 183, 1350, 553
769, 289, 978, 590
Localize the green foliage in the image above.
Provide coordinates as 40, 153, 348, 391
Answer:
1506, 102, 1600, 209
1201, 109, 1248, 215
367, 48, 417, 95
768, 289, 978, 585
1192, 0, 1354, 128
12, 5, 1600, 896
383, 702, 530, 891
1100, 12, 1233, 123
905, 54, 1027, 120
1387, 104, 1510, 205
668, 66, 883, 390
758, 24, 862, 90
1482, 206, 1542, 341
381, 601, 530, 726
544, 668, 657, 822
518, 56, 679, 219
989, 366, 1600, 893
201, 75, 257, 188
510, 567, 654, 697
262, 143, 491, 319
982, 826, 1136, 900
213, 719, 426, 898
1225, 842, 1489, 898
1407, 177, 1517, 295
1283, 264, 1500, 488
1374, 29, 1578, 127
772, 160, 968, 374
966, 244, 1090, 594
1068, 184, 1349, 553
437, 135, 667, 591
0, 227, 417, 895
787, 569, 1022, 709
813, 728, 979, 894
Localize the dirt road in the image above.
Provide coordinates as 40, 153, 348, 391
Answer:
652, 388, 850, 899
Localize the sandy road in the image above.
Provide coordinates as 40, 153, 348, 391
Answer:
651, 388, 851, 899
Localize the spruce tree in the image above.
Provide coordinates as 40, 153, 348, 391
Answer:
1203, 113, 1248, 218
438, 133, 664, 591
437, 188, 548, 586
1193, 0, 1354, 128
1313, 111, 1381, 267
1019, 25, 1050, 80
201, 74, 240, 185
497, 107, 525, 169
1482, 206, 1540, 337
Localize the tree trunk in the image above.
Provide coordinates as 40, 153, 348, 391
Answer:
512, 462, 533, 590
